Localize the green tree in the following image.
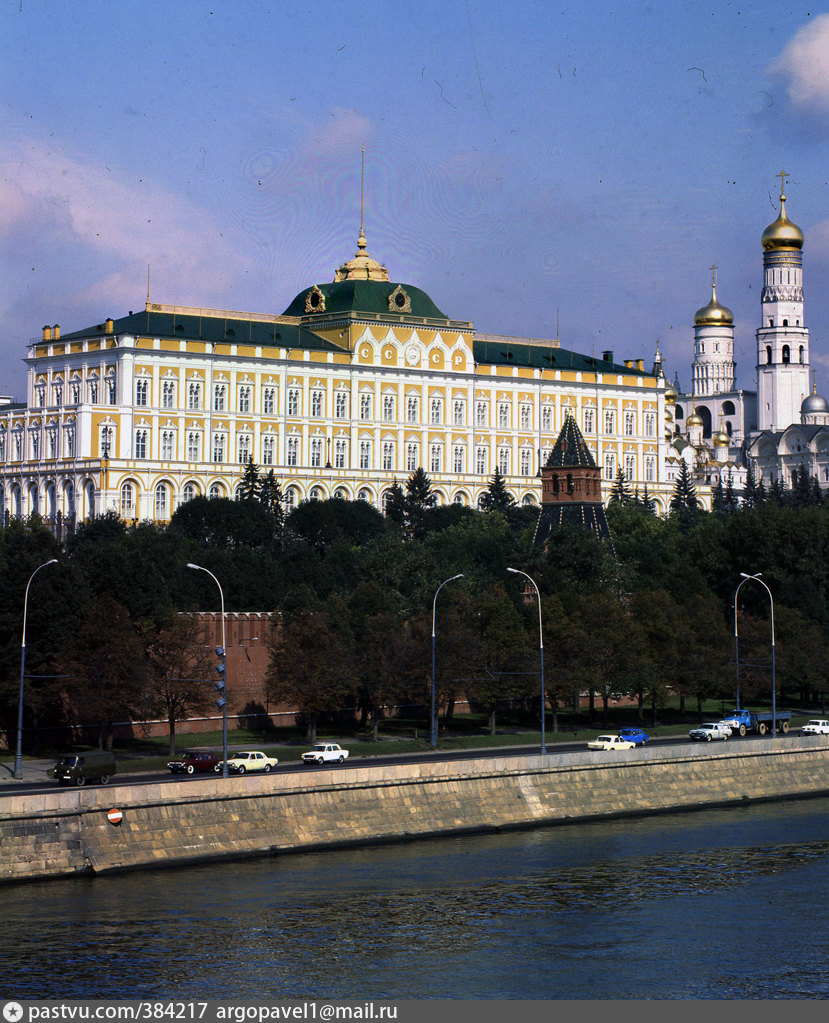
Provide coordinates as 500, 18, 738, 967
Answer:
404, 468, 436, 538
266, 606, 355, 741
238, 456, 261, 502
142, 613, 217, 757
57, 596, 149, 750
609, 468, 632, 506
670, 460, 699, 513
479, 468, 516, 513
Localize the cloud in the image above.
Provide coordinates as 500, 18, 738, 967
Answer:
768, 14, 829, 116
0, 137, 248, 313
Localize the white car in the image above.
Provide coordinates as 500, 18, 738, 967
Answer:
801, 719, 829, 735
215, 750, 278, 774
301, 743, 349, 765
587, 735, 636, 751
689, 723, 730, 742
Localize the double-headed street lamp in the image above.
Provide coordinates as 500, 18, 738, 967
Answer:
14, 558, 58, 780
431, 573, 463, 749
507, 567, 546, 755
187, 563, 229, 777
737, 571, 777, 736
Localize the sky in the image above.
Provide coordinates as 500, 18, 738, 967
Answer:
3, 1, 829, 401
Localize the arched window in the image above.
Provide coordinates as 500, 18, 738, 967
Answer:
120, 482, 134, 517
782, 345, 790, 365
155, 483, 169, 518
800, 346, 805, 364
766, 346, 772, 365
209, 483, 223, 500
182, 482, 197, 503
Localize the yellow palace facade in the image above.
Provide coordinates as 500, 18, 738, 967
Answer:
0, 229, 672, 527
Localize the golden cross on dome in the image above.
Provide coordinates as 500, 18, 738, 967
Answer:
778, 168, 789, 197
710, 264, 717, 289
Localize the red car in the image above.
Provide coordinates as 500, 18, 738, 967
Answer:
167, 751, 222, 775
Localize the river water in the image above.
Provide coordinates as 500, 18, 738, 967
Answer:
2, 796, 828, 1000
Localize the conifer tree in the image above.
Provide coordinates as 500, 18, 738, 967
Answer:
609, 468, 632, 505
670, 460, 698, 512
743, 461, 758, 509
238, 456, 261, 502
479, 468, 515, 513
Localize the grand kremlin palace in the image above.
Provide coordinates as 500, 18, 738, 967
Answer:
0, 228, 670, 526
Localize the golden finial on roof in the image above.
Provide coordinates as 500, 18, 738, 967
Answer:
761, 169, 804, 251
334, 145, 389, 282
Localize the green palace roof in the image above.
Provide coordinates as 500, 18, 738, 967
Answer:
281, 279, 450, 321
58, 309, 340, 351
473, 339, 647, 376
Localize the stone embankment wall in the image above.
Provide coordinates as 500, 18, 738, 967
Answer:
1, 738, 828, 884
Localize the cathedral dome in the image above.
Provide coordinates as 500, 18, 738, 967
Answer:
686, 413, 703, 427
801, 390, 829, 416
694, 284, 733, 326
713, 430, 730, 447
761, 192, 804, 251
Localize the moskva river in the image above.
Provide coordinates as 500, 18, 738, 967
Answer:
2, 796, 828, 1000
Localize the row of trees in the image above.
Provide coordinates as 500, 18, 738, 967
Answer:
1, 462, 828, 755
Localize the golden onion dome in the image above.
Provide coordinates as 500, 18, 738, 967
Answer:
664, 384, 678, 403
686, 413, 703, 427
694, 283, 733, 326
713, 430, 730, 447
761, 191, 804, 252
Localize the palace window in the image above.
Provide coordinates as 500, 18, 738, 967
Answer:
625, 453, 636, 480
89, 380, 99, 404
135, 379, 148, 407
155, 483, 169, 518
188, 382, 201, 409
430, 443, 443, 473
213, 433, 225, 463
406, 396, 419, 423
187, 432, 200, 462
161, 430, 174, 460
476, 446, 487, 475
107, 379, 116, 404
360, 440, 371, 469
311, 390, 323, 417
520, 404, 531, 430
335, 392, 348, 419
644, 412, 656, 438
453, 444, 465, 474
64, 427, 75, 458
604, 452, 616, 481
498, 447, 510, 475
162, 381, 175, 408
214, 384, 226, 411
498, 403, 510, 428
135, 429, 148, 459
406, 442, 419, 472
310, 438, 322, 467
120, 483, 134, 516
430, 397, 443, 424
183, 483, 197, 503
453, 399, 466, 426
334, 439, 346, 469
52, 383, 63, 406
262, 436, 274, 465
360, 393, 372, 420
239, 386, 251, 413
287, 389, 300, 416
520, 448, 532, 476
624, 411, 636, 436
476, 401, 488, 427
46, 428, 57, 459
238, 434, 251, 464
263, 387, 275, 415
541, 405, 553, 431
286, 437, 299, 466
645, 454, 656, 483
583, 408, 595, 433
382, 441, 394, 470
383, 395, 395, 421
604, 409, 616, 434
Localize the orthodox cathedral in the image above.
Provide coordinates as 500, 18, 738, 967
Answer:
668, 173, 829, 493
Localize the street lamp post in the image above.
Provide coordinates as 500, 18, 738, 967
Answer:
187, 563, 228, 777
14, 558, 58, 780
738, 572, 777, 736
431, 573, 463, 749
733, 573, 757, 711
507, 567, 546, 755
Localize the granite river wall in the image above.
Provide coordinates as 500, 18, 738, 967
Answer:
1, 736, 828, 884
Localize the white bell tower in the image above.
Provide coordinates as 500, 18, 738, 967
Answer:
756, 171, 809, 432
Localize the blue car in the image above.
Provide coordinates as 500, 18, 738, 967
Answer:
618, 727, 649, 746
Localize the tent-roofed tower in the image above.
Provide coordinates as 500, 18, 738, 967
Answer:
533, 414, 611, 547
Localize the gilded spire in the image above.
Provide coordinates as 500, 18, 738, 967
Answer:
761, 170, 804, 251
334, 146, 390, 282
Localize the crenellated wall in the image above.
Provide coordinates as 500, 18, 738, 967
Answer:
1, 738, 827, 884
